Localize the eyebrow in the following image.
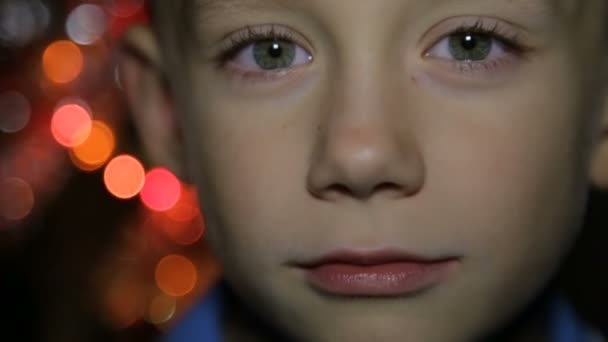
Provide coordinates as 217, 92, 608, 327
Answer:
195, 0, 296, 13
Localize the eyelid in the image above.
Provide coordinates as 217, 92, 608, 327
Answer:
419, 16, 532, 55
216, 24, 315, 62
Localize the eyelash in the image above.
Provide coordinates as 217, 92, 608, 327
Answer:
220, 25, 298, 60
215, 19, 529, 81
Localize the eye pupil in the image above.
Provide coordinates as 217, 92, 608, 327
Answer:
268, 42, 283, 58
461, 34, 476, 50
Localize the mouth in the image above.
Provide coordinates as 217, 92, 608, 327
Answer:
292, 248, 461, 297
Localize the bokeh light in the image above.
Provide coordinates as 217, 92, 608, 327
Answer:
106, 0, 145, 18
42, 40, 84, 84
0, 90, 31, 133
145, 294, 176, 325
70, 120, 115, 171
51, 103, 92, 147
104, 155, 146, 199
66, 4, 107, 45
0, 0, 50, 47
0, 177, 35, 221
155, 254, 197, 297
164, 214, 205, 246
165, 185, 200, 223
160, 185, 205, 245
140, 168, 182, 212
104, 274, 143, 329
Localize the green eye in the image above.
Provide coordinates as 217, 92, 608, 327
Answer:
253, 40, 296, 70
448, 32, 492, 61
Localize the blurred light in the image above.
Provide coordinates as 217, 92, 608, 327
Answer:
107, 0, 145, 18
66, 4, 107, 45
51, 103, 92, 147
164, 215, 205, 246
161, 185, 205, 245
145, 294, 176, 325
155, 254, 197, 297
104, 155, 146, 199
70, 120, 115, 171
42, 40, 84, 84
140, 168, 181, 212
148, 208, 205, 246
104, 274, 142, 329
165, 185, 200, 223
0, 91, 31, 133
0, 0, 50, 47
7, 126, 70, 193
0, 177, 35, 221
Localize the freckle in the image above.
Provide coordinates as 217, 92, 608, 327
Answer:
411, 76, 417, 84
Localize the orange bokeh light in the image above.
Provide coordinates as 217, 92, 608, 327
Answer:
104, 155, 146, 199
155, 254, 197, 297
140, 168, 181, 212
51, 103, 92, 147
70, 120, 115, 171
42, 40, 84, 84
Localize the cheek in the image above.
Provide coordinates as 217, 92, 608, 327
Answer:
183, 91, 315, 271
419, 72, 590, 275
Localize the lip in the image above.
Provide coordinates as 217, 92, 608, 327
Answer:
294, 248, 460, 297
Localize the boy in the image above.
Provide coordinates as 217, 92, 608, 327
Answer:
119, 0, 608, 340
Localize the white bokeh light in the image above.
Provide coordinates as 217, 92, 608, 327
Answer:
0, 91, 31, 134
0, 0, 49, 47
66, 4, 108, 45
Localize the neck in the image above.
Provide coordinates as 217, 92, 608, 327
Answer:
481, 284, 558, 342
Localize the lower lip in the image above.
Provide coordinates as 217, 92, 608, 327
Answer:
304, 260, 458, 296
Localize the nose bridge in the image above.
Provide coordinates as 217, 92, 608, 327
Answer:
307, 54, 425, 201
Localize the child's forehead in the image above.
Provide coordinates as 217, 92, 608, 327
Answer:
185, 0, 605, 32
192, 0, 573, 15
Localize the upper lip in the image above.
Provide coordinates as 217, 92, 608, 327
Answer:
293, 248, 459, 268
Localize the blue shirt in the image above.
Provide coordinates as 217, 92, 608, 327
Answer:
163, 285, 603, 342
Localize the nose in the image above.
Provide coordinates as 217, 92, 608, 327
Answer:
306, 71, 425, 202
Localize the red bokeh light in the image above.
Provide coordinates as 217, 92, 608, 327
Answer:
140, 168, 181, 212
51, 103, 92, 147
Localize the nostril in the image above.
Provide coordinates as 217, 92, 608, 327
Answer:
326, 184, 353, 198
318, 182, 405, 201
373, 182, 408, 198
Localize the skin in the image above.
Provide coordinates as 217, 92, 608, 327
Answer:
121, 0, 608, 341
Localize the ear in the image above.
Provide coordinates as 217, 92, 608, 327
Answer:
118, 25, 187, 180
590, 88, 608, 190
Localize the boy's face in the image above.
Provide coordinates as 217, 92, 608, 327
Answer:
126, 0, 608, 340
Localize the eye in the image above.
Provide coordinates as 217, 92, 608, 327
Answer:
426, 31, 510, 62
230, 39, 313, 71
